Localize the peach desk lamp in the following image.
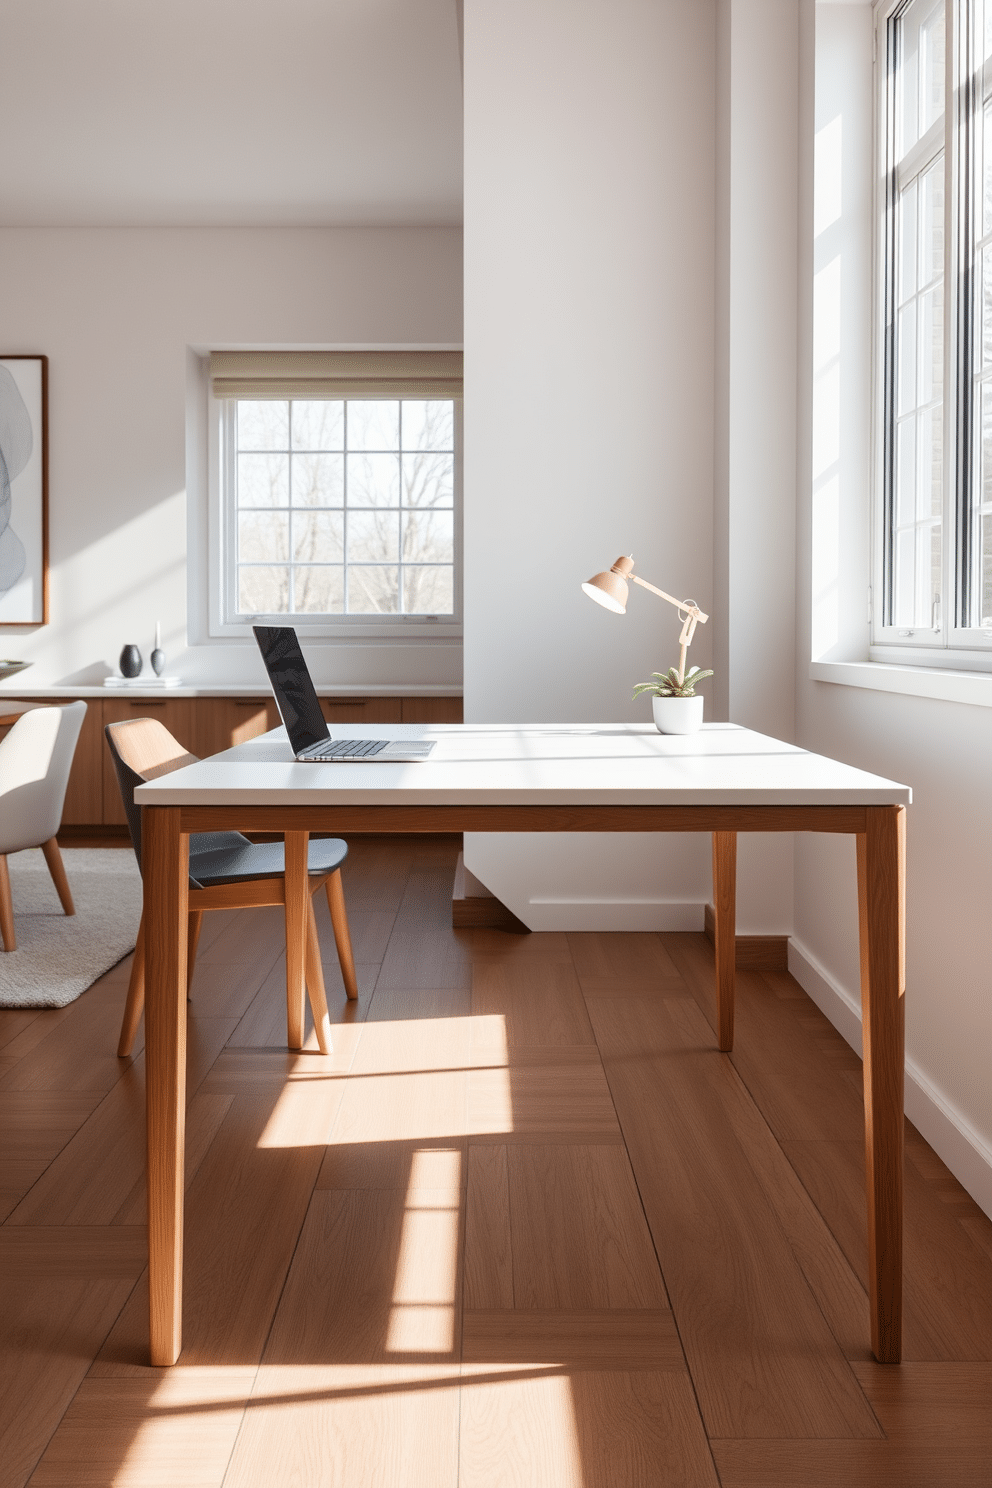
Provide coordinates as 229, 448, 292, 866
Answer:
581, 555, 708, 686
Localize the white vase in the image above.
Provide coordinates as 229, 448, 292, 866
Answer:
652, 694, 704, 735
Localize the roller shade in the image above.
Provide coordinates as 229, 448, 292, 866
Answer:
210, 349, 463, 401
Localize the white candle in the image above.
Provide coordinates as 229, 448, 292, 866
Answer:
155, 620, 161, 650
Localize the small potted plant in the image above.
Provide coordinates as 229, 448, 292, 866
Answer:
633, 663, 714, 734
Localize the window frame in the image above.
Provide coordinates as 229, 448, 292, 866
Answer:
871, 0, 992, 665
206, 383, 463, 642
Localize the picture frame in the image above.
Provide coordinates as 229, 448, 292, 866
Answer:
0, 354, 49, 626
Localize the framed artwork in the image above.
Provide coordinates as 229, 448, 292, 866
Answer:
0, 355, 48, 625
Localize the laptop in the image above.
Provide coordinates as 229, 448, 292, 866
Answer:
252, 626, 436, 763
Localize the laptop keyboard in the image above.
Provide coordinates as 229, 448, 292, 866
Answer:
301, 739, 389, 760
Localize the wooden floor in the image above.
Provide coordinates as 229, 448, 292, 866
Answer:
3, 836, 992, 1487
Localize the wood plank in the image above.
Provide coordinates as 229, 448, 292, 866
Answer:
586, 993, 882, 1438
375, 868, 473, 991
96, 1091, 328, 1370
782, 1137, 992, 1360
464, 1145, 513, 1309
461, 1310, 687, 1370
498, 1143, 669, 1309
566, 931, 681, 982
0, 1228, 146, 1488
713, 1363, 992, 1487
467, 1046, 622, 1143
471, 961, 595, 1048
220, 1188, 461, 1488
460, 1353, 719, 1488
28, 1373, 254, 1488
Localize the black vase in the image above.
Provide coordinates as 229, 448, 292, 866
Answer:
119, 644, 142, 679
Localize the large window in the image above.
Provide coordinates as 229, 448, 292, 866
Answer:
208, 351, 462, 637
875, 0, 992, 660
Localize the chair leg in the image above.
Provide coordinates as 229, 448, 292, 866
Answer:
187, 910, 203, 999
41, 837, 75, 916
0, 856, 14, 951
325, 869, 358, 1001
118, 913, 146, 1057
304, 897, 333, 1055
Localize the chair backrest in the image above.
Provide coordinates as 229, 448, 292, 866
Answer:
104, 717, 199, 871
0, 701, 87, 854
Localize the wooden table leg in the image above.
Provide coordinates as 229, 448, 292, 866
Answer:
144, 806, 189, 1367
857, 806, 906, 1364
284, 832, 309, 1050
712, 831, 737, 1052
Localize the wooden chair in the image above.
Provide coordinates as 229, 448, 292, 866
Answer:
0, 702, 87, 951
105, 716, 358, 1058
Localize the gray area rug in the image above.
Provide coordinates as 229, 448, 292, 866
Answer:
0, 848, 142, 1008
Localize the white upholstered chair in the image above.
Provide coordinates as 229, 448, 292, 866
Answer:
0, 701, 87, 951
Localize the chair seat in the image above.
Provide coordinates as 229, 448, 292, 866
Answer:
189, 831, 348, 889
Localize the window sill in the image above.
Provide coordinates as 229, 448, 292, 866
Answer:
810, 659, 992, 708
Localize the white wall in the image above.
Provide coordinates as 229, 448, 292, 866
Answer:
716, 0, 801, 932
462, 0, 718, 931
0, 226, 463, 690
795, 5, 992, 1216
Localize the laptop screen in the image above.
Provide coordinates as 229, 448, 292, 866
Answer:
252, 626, 330, 754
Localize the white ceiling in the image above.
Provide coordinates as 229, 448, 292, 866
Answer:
0, 0, 463, 227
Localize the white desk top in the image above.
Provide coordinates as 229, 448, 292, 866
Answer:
134, 722, 911, 809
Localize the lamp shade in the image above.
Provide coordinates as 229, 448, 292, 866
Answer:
581, 556, 634, 614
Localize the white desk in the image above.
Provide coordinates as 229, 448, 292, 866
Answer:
136, 722, 911, 1366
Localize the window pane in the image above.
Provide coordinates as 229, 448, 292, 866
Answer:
239, 511, 288, 563
238, 401, 289, 451
291, 453, 344, 508
348, 510, 399, 562
927, 404, 943, 517
918, 284, 942, 405
899, 180, 917, 304
917, 405, 941, 520
898, 0, 944, 160
894, 527, 917, 625
238, 453, 289, 508
919, 160, 943, 288
918, 4, 944, 137
293, 511, 344, 564
348, 566, 399, 613
982, 385, 992, 504
402, 509, 454, 563
347, 401, 399, 451
898, 304, 917, 416
347, 452, 400, 507
982, 249, 992, 368
239, 566, 289, 614
293, 566, 344, 613
292, 400, 344, 451
981, 513, 992, 623
402, 452, 454, 509
401, 401, 454, 452
402, 566, 453, 614
897, 417, 917, 526
984, 102, 992, 238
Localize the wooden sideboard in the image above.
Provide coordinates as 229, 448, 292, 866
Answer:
3, 694, 463, 828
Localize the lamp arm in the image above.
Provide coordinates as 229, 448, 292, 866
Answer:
629, 574, 708, 625
629, 575, 708, 688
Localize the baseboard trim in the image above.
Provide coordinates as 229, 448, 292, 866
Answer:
452, 854, 530, 934
703, 904, 789, 970
788, 937, 992, 1221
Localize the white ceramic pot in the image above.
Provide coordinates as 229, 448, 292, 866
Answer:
652, 694, 704, 735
